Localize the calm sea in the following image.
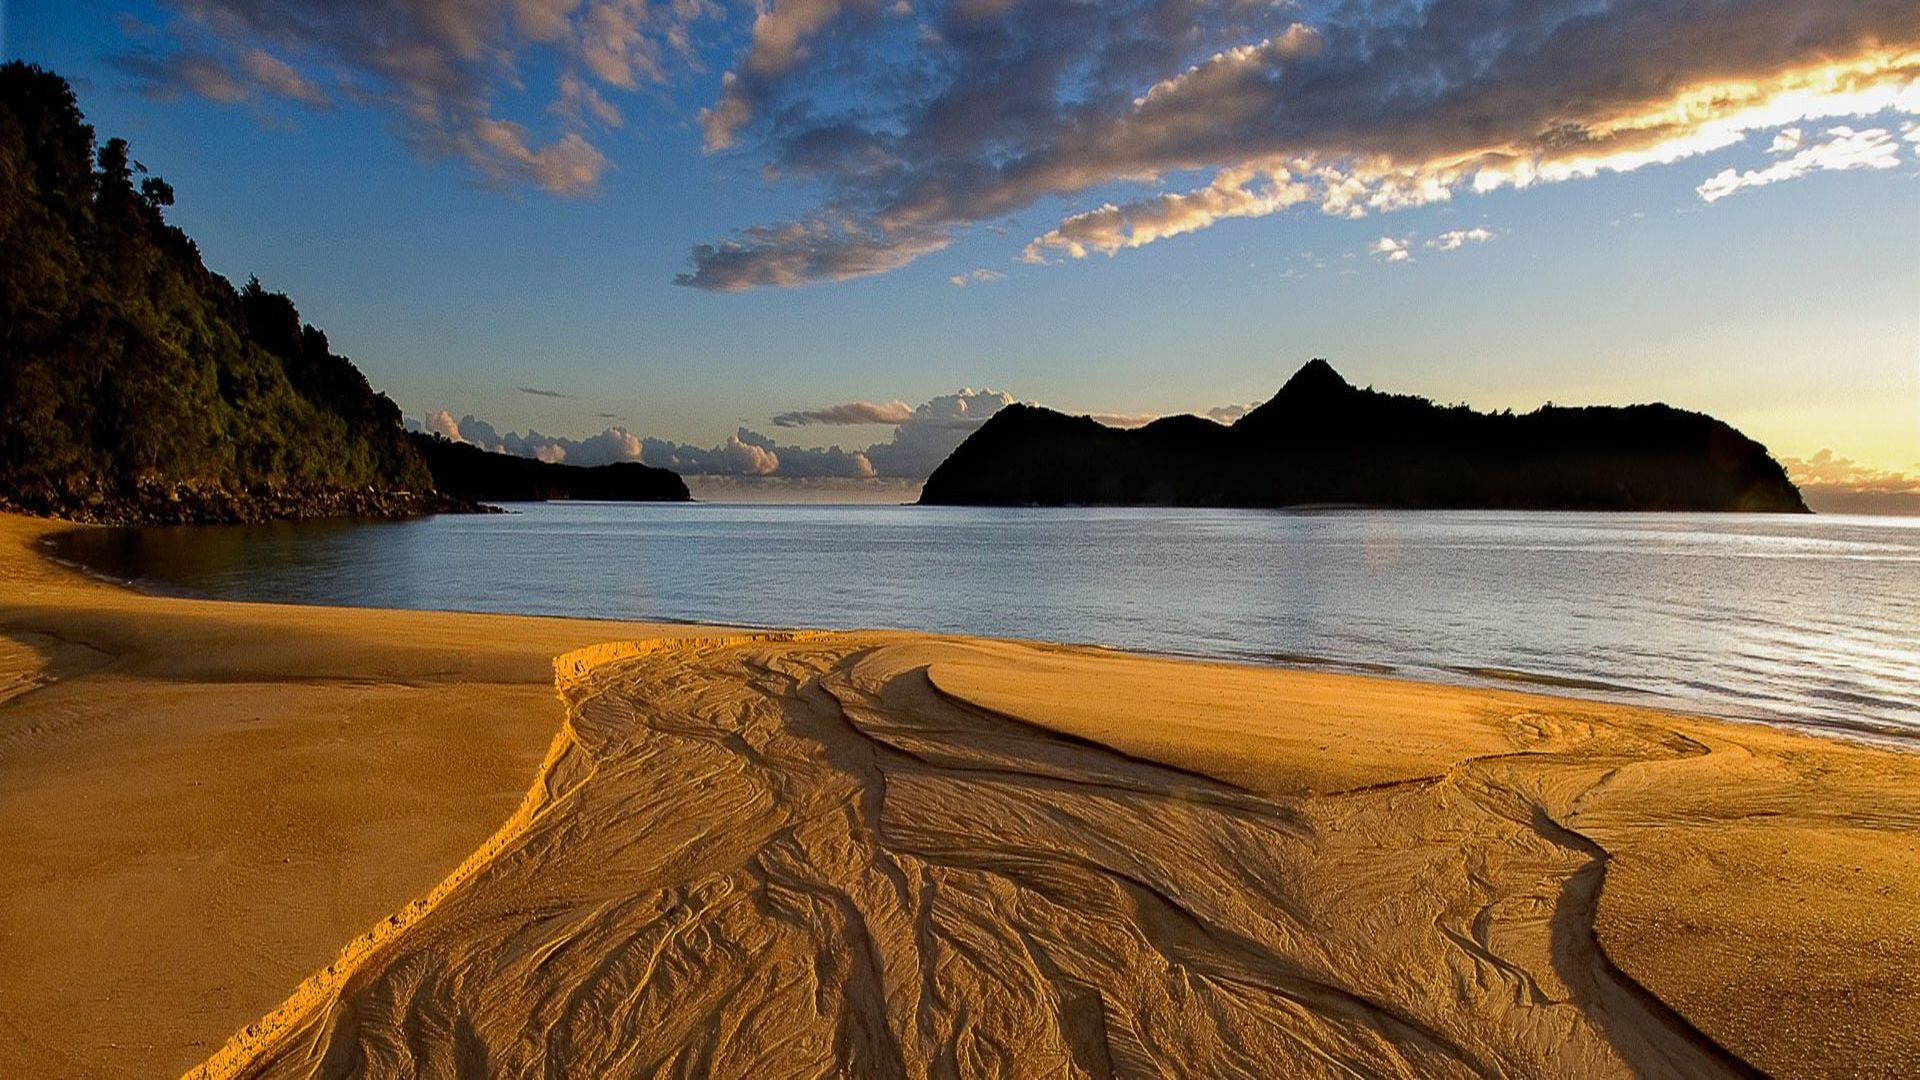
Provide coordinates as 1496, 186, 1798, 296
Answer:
48, 504, 1920, 742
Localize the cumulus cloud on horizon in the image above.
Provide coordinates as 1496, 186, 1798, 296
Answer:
1782, 449, 1920, 496
415, 383, 1299, 482
416, 387, 1017, 479
1206, 403, 1255, 424
1780, 449, 1920, 515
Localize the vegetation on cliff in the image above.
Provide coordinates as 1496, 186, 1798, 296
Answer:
0, 63, 441, 520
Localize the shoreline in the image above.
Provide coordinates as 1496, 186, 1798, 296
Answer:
39, 514, 1920, 752
2, 511, 1917, 1076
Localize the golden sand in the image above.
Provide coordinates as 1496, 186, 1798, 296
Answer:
0, 512, 1915, 1077
0, 514, 722, 1076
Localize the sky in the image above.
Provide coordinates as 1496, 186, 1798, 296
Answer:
6, 0, 1919, 498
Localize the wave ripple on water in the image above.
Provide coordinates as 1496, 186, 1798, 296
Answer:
49, 505, 1920, 742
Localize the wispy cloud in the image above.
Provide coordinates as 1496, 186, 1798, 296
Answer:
949, 268, 1005, 287
771, 400, 916, 427
676, 222, 950, 292
115, 47, 326, 109
1427, 227, 1496, 252
1697, 125, 1905, 202
517, 385, 576, 399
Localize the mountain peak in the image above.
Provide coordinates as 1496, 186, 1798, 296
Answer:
1231, 360, 1354, 430
1276, 359, 1351, 399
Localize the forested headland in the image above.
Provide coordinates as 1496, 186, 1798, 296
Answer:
0, 63, 685, 523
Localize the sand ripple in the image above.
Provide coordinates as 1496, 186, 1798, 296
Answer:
195, 636, 1763, 1078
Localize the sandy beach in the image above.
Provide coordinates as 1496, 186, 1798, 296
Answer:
2, 513, 1917, 1078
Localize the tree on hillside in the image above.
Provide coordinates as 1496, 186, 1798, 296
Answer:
0, 61, 430, 507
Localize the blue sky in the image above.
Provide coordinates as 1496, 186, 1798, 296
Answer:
7, 0, 1918, 488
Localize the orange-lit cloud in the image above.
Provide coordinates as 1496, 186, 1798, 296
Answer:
1025, 166, 1312, 261
685, 3, 1920, 287
1784, 450, 1920, 495
1022, 48, 1920, 263
1783, 449, 1920, 515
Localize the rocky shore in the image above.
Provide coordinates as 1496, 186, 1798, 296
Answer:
0, 478, 493, 526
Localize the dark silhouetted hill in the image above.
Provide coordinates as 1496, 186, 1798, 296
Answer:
920, 360, 1808, 512
412, 433, 689, 502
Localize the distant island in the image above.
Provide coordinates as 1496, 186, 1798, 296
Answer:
921, 360, 1808, 512
412, 433, 688, 503
0, 64, 686, 524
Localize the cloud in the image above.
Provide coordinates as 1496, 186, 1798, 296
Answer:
771, 400, 916, 427
681, 475, 925, 503
1025, 166, 1313, 262
1371, 236, 1410, 263
949, 268, 1004, 286
418, 410, 452, 438
118, 45, 333, 109
424, 387, 1343, 478
859, 389, 1015, 477
419, 387, 1016, 478
1781, 449, 1920, 495
117, 0, 718, 195
638, 427, 876, 477
697, 0, 879, 151
1085, 412, 1161, 429
1427, 227, 1495, 252
718, 432, 782, 475
1782, 449, 1920, 515
517, 385, 575, 398
116, 50, 264, 106
677, 221, 950, 291
687, 0, 1920, 287
423, 410, 644, 466
1696, 125, 1905, 202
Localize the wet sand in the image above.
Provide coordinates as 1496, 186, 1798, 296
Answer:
1, 512, 1915, 1077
